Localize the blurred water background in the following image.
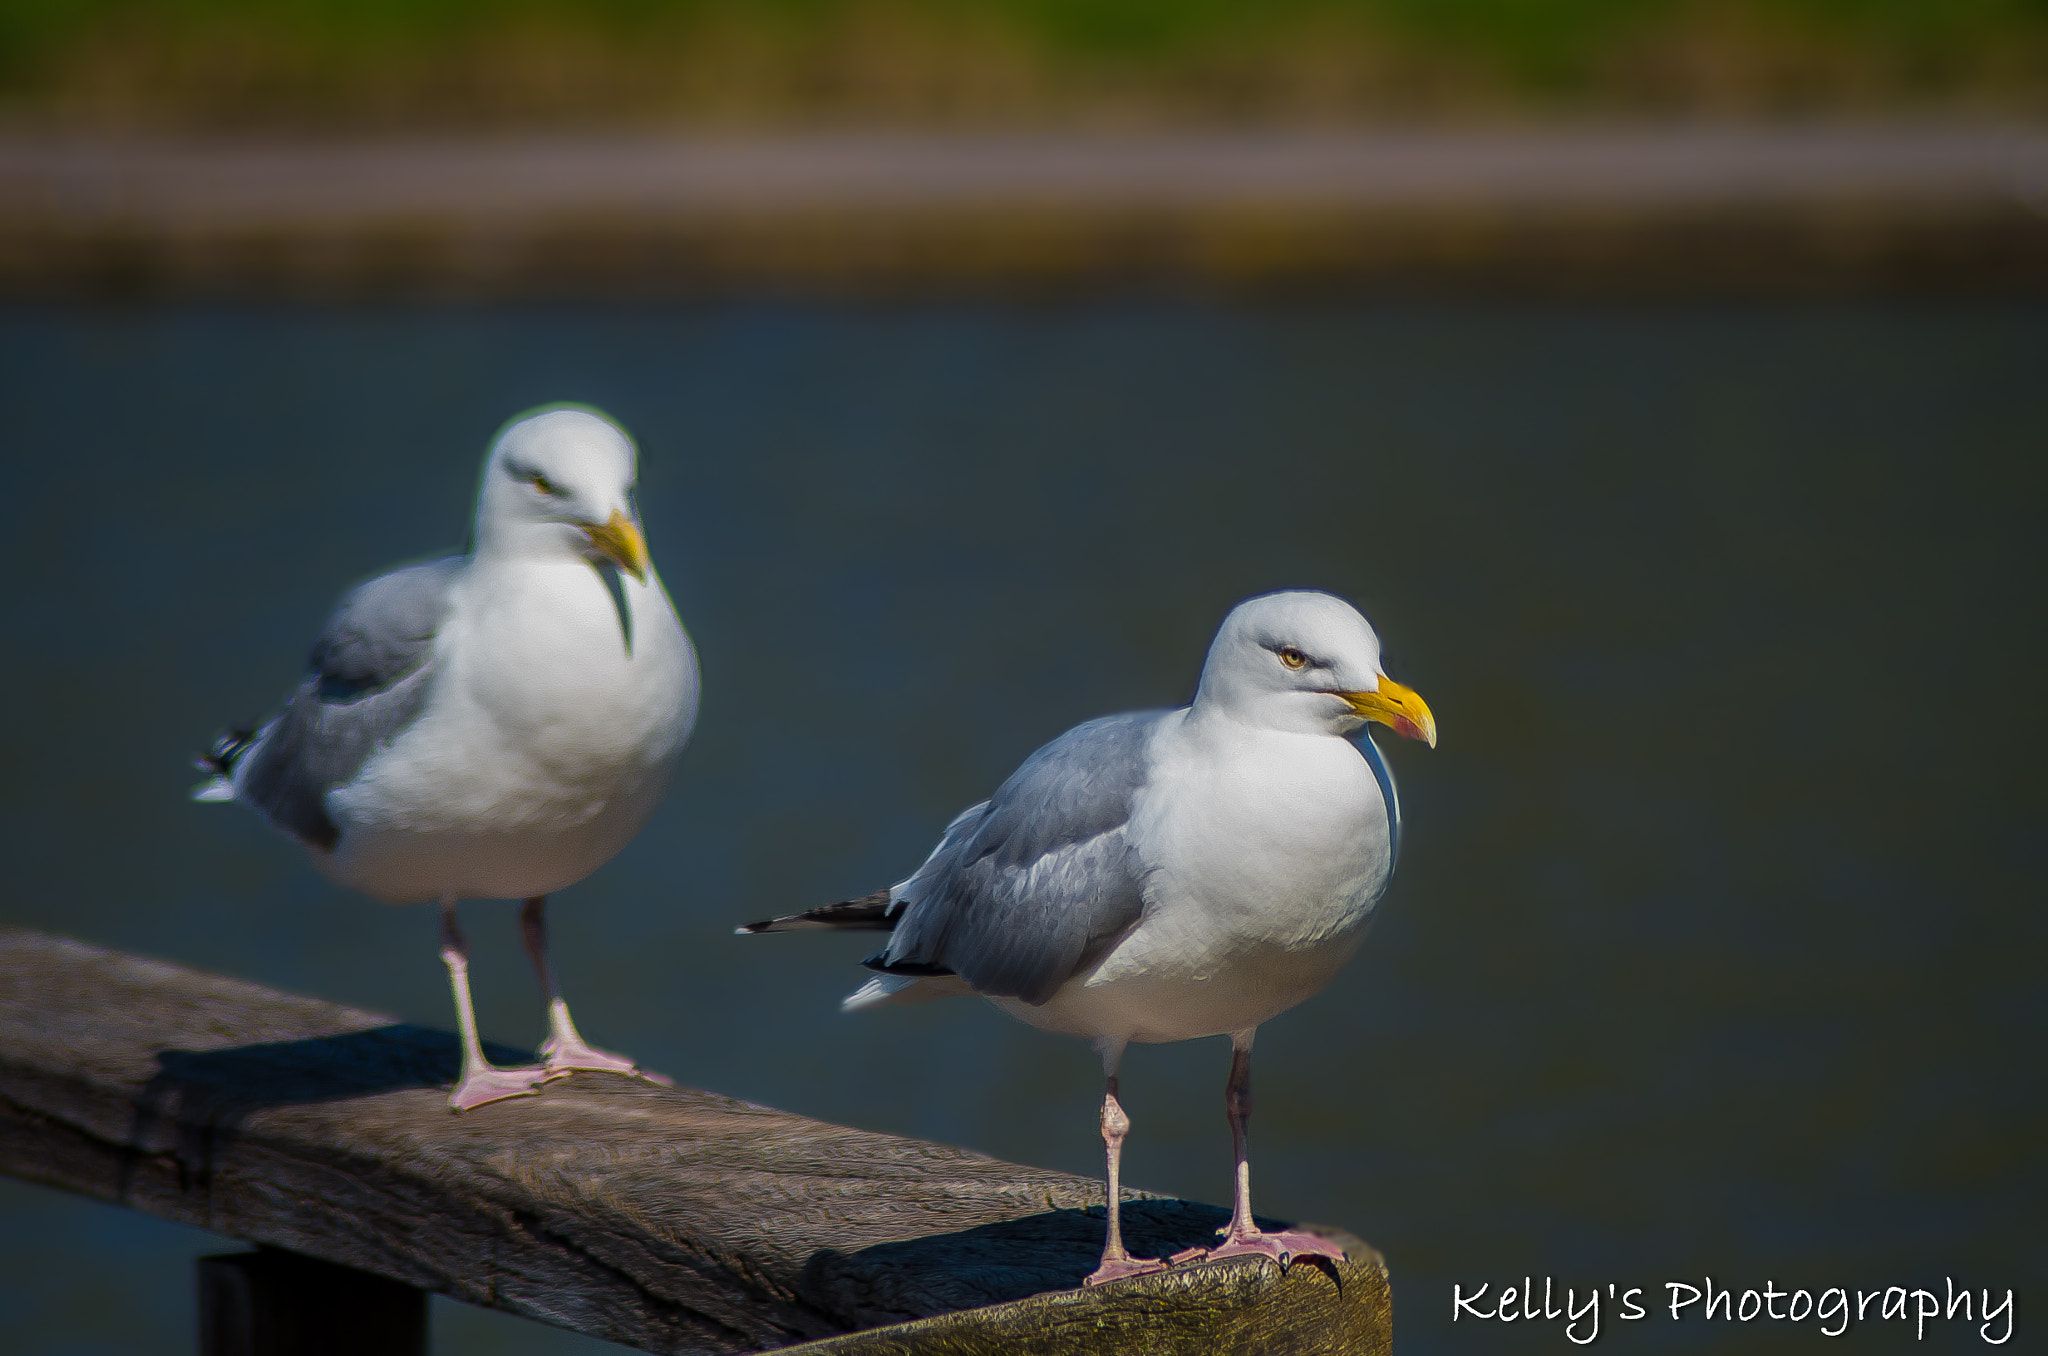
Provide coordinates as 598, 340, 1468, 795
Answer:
0, 298, 2041, 1354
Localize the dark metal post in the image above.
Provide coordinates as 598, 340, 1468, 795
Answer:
198, 1250, 427, 1356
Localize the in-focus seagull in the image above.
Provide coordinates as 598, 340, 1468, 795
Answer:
195, 405, 699, 1111
743, 590, 1433, 1284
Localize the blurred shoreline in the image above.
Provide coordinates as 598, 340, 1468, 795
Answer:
5, 125, 2047, 298
6, 1, 2045, 132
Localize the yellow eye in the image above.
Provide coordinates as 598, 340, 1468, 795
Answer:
530, 473, 559, 496
1278, 647, 1308, 670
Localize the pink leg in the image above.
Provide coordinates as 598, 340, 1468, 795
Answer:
1204, 1034, 1348, 1269
520, 897, 671, 1085
438, 897, 561, 1112
1083, 1074, 1167, 1286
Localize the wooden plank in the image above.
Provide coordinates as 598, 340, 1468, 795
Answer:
0, 929, 1389, 1354
1, 128, 2045, 296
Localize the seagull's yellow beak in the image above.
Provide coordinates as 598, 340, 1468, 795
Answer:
583, 510, 649, 583
1337, 677, 1437, 748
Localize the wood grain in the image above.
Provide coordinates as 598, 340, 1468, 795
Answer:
0, 929, 1389, 1354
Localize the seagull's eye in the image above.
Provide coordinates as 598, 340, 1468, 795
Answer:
529, 472, 560, 497
1278, 647, 1309, 670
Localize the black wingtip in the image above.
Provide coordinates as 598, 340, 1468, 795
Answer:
738, 889, 900, 936
860, 953, 955, 978
196, 727, 257, 777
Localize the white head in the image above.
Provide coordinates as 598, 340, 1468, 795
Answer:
472, 405, 650, 580
1193, 590, 1437, 744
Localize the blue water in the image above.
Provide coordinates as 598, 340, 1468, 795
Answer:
1, 301, 2042, 1355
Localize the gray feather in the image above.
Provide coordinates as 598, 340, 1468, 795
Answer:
881, 710, 1164, 1006
231, 558, 459, 850
1355, 728, 1401, 871
595, 560, 632, 656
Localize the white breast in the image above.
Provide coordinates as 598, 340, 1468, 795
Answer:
999, 710, 1391, 1046
323, 558, 699, 903
1140, 715, 1390, 945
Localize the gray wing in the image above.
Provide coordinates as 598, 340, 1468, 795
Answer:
875, 710, 1166, 1006
231, 558, 460, 850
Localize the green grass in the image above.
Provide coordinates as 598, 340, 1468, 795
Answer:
5, 0, 2045, 126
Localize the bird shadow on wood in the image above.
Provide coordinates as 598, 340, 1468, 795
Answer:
116, 1024, 527, 1202
796, 1199, 1286, 1325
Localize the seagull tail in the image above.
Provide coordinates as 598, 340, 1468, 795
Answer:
190, 727, 256, 804
735, 889, 898, 935
841, 972, 974, 1012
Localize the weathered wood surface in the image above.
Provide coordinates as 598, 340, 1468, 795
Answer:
0, 929, 1390, 1355
2, 127, 2045, 296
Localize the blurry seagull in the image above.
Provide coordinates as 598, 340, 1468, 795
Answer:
743, 590, 1434, 1283
196, 405, 699, 1111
